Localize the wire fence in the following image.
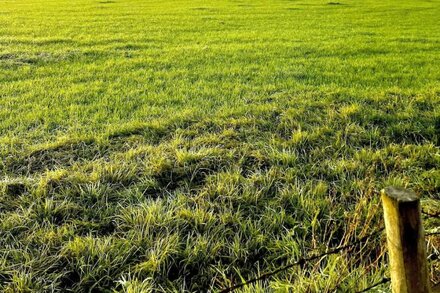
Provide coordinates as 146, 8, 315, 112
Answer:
355, 277, 390, 293
219, 211, 440, 293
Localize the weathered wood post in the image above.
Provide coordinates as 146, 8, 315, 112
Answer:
381, 187, 431, 293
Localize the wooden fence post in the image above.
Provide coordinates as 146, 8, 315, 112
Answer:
381, 186, 431, 293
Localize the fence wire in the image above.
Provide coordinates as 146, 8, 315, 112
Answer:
355, 277, 390, 293
220, 228, 384, 293
220, 219, 440, 293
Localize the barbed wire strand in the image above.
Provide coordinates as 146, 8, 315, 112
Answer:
355, 277, 391, 293
349, 231, 438, 292
220, 224, 439, 293
353, 247, 440, 293
220, 228, 384, 293
326, 238, 385, 293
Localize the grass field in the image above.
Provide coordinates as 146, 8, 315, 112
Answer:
1, 0, 440, 291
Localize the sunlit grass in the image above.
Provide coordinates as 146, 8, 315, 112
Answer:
1, 0, 439, 291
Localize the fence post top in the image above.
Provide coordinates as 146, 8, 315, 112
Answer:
381, 186, 419, 203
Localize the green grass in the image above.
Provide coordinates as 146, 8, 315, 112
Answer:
1, 0, 439, 291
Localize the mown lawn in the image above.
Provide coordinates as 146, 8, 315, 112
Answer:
0, 0, 439, 292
